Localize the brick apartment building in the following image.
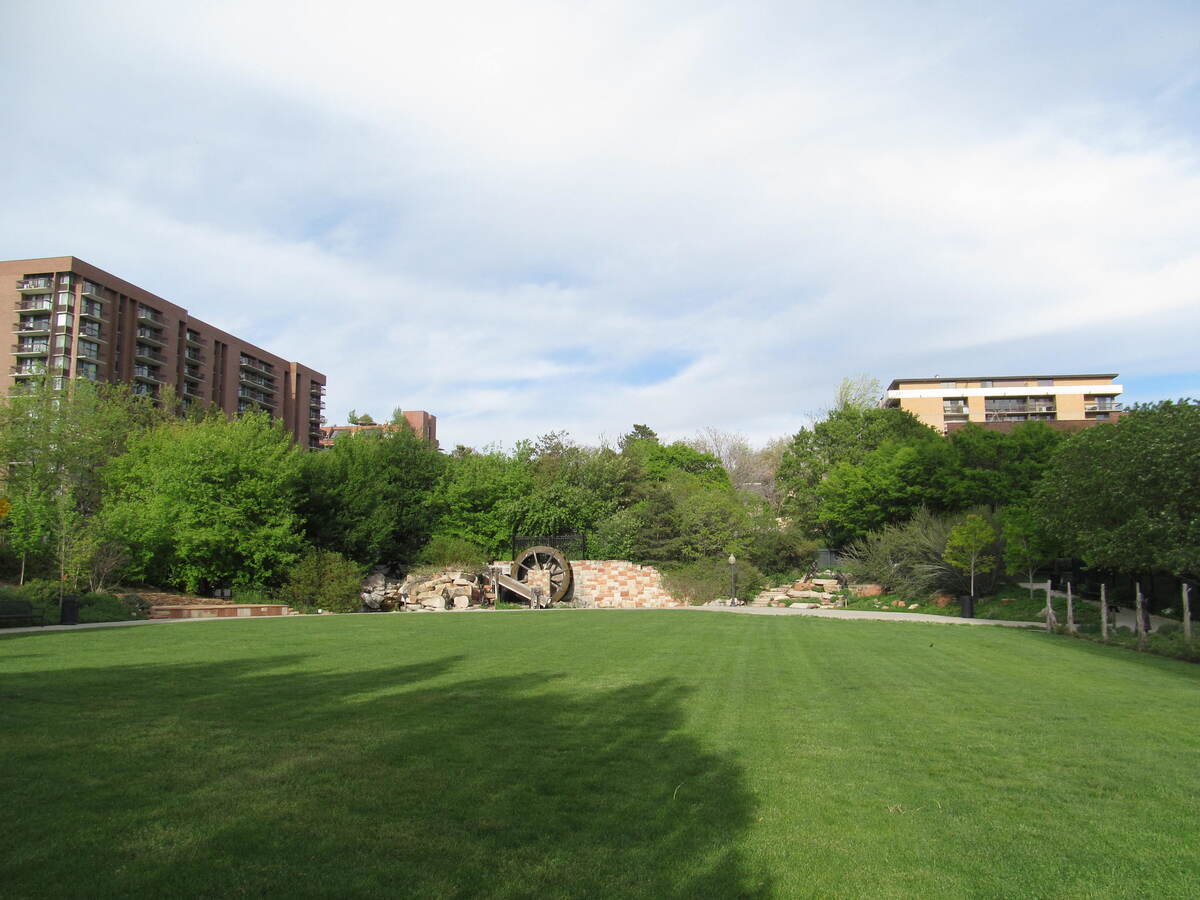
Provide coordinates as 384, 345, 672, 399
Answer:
320, 411, 438, 448
883, 373, 1124, 434
2, 256, 327, 448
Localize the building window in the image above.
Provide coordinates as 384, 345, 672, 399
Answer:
980, 380, 993, 388
1038, 378, 1053, 386
57, 291, 74, 309
55, 312, 74, 330
941, 381, 958, 388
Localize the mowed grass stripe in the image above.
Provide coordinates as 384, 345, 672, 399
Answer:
1, 611, 1197, 898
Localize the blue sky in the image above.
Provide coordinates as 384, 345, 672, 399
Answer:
2, 1, 1198, 447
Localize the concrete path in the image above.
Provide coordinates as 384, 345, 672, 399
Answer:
680, 605, 1041, 627
0, 616, 270, 636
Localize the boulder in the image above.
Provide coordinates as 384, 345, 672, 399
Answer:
849, 584, 884, 598
789, 602, 821, 609
362, 573, 386, 591
422, 595, 447, 610
931, 593, 954, 608
452, 595, 470, 609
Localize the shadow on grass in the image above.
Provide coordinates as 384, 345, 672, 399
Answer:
1, 653, 765, 898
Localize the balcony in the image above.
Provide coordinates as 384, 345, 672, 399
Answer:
1085, 401, 1123, 413
17, 296, 53, 312
77, 345, 101, 362
985, 403, 1056, 416
238, 355, 276, 375
183, 368, 205, 382
183, 382, 204, 397
17, 278, 53, 292
943, 405, 969, 417
134, 344, 166, 364
136, 326, 166, 346
79, 323, 102, 340
81, 282, 104, 300
239, 373, 275, 391
11, 363, 48, 376
136, 306, 164, 325
12, 342, 49, 355
15, 319, 51, 335
133, 365, 163, 383
132, 383, 157, 397
310, 384, 327, 396
185, 330, 202, 346
79, 300, 105, 321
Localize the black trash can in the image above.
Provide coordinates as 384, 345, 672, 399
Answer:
959, 594, 975, 619
60, 594, 81, 626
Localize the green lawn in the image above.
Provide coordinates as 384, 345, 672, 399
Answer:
2, 612, 1198, 898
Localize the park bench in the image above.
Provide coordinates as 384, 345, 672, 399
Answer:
0, 599, 47, 627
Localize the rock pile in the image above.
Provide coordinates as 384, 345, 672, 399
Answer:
360, 567, 489, 612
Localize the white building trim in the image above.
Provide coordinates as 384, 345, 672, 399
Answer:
886, 384, 1123, 400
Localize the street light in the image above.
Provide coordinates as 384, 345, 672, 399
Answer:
728, 554, 737, 606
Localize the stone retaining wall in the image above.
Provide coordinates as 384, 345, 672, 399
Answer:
570, 560, 683, 608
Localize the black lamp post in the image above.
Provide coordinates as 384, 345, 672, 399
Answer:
728, 554, 737, 605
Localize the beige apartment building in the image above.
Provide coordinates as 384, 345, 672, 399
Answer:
3, 256, 327, 448
883, 374, 1124, 434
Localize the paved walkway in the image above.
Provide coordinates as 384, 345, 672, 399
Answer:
0, 616, 273, 636
681, 605, 1041, 627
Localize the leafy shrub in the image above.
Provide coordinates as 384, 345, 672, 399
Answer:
1076, 623, 1102, 635
76, 592, 142, 623
1155, 622, 1181, 637
275, 549, 365, 613
841, 508, 975, 601
661, 557, 765, 606
417, 535, 490, 569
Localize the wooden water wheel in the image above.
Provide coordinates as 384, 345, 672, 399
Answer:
510, 545, 573, 605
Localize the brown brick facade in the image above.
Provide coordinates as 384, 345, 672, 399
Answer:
2, 256, 327, 448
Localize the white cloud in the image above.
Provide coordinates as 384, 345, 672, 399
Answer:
2, 1, 1198, 447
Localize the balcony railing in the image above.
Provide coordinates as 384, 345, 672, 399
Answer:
133, 365, 163, 382
132, 383, 157, 397
11, 364, 48, 376
81, 282, 104, 300
943, 405, 969, 416
185, 330, 202, 345
136, 327, 166, 346
13, 342, 49, 354
184, 369, 205, 382
239, 356, 275, 375
79, 323, 102, 339
1085, 401, 1123, 413
79, 300, 105, 320
17, 278, 53, 291
16, 319, 52, 334
985, 404, 1056, 415
240, 373, 276, 391
77, 346, 101, 361
17, 297, 53, 312
136, 306, 164, 324
134, 345, 166, 363
310, 384, 327, 395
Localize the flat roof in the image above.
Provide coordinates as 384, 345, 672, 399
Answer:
886, 374, 1118, 391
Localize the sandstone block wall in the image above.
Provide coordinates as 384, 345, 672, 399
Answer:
570, 560, 683, 608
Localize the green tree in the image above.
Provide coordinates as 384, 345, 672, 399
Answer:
0, 378, 168, 584
1001, 503, 1057, 600
433, 447, 534, 558
104, 412, 305, 591
943, 514, 997, 598
777, 404, 936, 532
300, 426, 444, 565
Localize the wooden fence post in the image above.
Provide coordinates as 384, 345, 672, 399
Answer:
1100, 583, 1108, 641
1066, 581, 1074, 632
1183, 583, 1192, 644
1135, 582, 1147, 651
